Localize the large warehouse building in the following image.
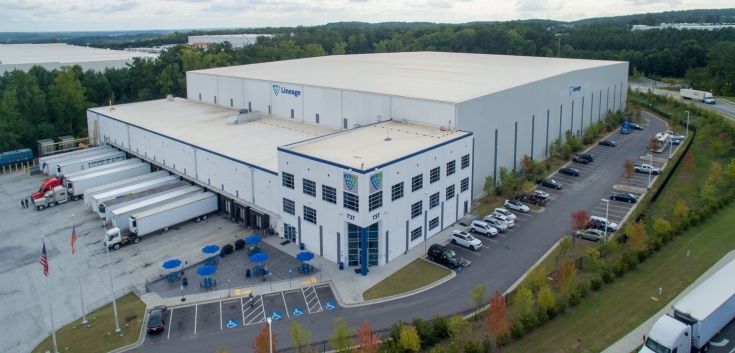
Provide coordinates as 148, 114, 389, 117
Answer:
0, 43, 158, 73
88, 52, 627, 274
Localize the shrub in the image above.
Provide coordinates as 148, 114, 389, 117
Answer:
577, 280, 591, 298
520, 311, 539, 331
689, 213, 701, 226
482, 335, 493, 353
621, 251, 639, 271
413, 317, 436, 348
552, 294, 567, 317
590, 276, 603, 290
601, 268, 615, 284
567, 287, 582, 306
612, 259, 629, 277
582, 135, 594, 145
464, 339, 482, 353
496, 332, 509, 347
509, 322, 524, 340
432, 315, 450, 339
536, 307, 549, 326
562, 143, 572, 160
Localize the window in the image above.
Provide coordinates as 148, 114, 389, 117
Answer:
344, 192, 359, 212
429, 217, 439, 230
412, 174, 423, 192
461, 178, 469, 192
322, 185, 336, 204
430, 167, 440, 184
411, 201, 423, 219
283, 198, 295, 215
391, 182, 404, 201
462, 154, 470, 169
369, 191, 383, 211
446, 185, 455, 200
304, 206, 317, 224
411, 227, 423, 241
430, 192, 440, 209
446, 160, 456, 176
303, 179, 316, 197
282, 172, 294, 189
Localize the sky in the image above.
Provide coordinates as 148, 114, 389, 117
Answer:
0, 0, 731, 32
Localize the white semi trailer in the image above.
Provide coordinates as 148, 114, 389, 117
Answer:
39, 146, 113, 174
65, 163, 151, 201
90, 175, 180, 215
61, 158, 142, 183
109, 186, 203, 232
642, 258, 735, 353
105, 190, 213, 250
84, 170, 170, 209
99, 181, 191, 221
680, 89, 716, 104
55, 151, 127, 176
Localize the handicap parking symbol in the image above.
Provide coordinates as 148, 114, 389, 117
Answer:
325, 302, 337, 310
292, 307, 305, 316
270, 311, 283, 321
226, 319, 239, 328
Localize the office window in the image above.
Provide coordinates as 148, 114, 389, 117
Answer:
344, 192, 359, 212
446, 160, 456, 176
304, 206, 317, 224
282, 172, 294, 189
461, 178, 469, 192
411, 201, 423, 219
461, 154, 470, 169
303, 179, 316, 197
430, 167, 440, 184
322, 185, 336, 204
411, 227, 423, 241
412, 174, 423, 192
429, 217, 439, 230
369, 191, 383, 211
391, 182, 404, 201
430, 192, 440, 209
283, 198, 295, 215
446, 185, 455, 200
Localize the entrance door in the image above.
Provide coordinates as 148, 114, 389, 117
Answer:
464, 200, 468, 214
284, 224, 296, 242
347, 223, 379, 267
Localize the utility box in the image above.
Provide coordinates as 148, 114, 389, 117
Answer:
58, 136, 76, 151
37, 139, 55, 157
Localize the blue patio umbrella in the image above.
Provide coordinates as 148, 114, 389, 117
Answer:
296, 252, 314, 262
245, 235, 262, 244
197, 265, 217, 277
162, 259, 182, 269
202, 245, 220, 254
250, 253, 269, 263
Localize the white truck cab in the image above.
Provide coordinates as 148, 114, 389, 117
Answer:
641, 315, 691, 353
105, 227, 140, 250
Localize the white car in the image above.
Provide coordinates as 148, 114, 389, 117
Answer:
470, 220, 498, 237
493, 208, 517, 220
504, 200, 530, 213
482, 216, 508, 232
490, 212, 515, 228
451, 230, 483, 250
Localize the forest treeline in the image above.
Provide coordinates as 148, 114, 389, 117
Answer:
1, 19, 734, 154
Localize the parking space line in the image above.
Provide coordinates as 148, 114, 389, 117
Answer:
194, 305, 198, 335
242, 296, 266, 325
167, 309, 173, 339
482, 245, 493, 249
240, 298, 245, 326
301, 286, 323, 313
282, 292, 290, 318
594, 207, 629, 214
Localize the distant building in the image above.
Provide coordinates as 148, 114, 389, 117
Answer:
187, 34, 273, 48
0, 43, 158, 73
124, 45, 176, 54
632, 23, 735, 31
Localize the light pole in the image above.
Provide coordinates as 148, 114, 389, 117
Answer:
601, 199, 610, 241
103, 221, 121, 333
227, 278, 231, 297
685, 111, 690, 136
72, 215, 88, 325
319, 264, 323, 282
288, 268, 292, 287
266, 317, 273, 353
646, 154, 653, 191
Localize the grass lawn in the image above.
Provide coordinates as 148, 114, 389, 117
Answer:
363, 259, 451, 301
501, 201, 735, 353
32, 292, 146, 353
715, 96, 735, 104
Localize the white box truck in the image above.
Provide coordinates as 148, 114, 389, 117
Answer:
642, 258, 735, 353
55, 151, 127, 176
65, 163, 151, 201
105, 189, 212, 249
61, 158, 142, 183
109, 186, 203, 231
99, 181, 191, 221
39, 146, 113, 174
90, 175, 180, 215
84, 170, 170, 209
680, 89, 716, 104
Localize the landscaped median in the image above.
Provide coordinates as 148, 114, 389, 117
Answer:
363, 259, 452, 301
32, 292, 146, 353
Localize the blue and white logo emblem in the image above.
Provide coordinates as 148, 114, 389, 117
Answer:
343, 173, 358, 192
569, 85, 581, 96
369, 172, 382, 193
273, 84, 280, 96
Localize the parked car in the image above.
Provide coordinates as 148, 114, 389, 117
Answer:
470, 220, 498, 237
559, 167, 580, 177
452, 230, 484, 250
578, 153, 594, 162
490, 212, 515, 228
515, 193, 547, 206
599, 140, 617, 147
494, 207, 517, 220
587, 216, 619, 232
504, 200, 530, 213
534, 190, 550, 199
573, 155, 589, 164
536, 178, 563, 190
630, 123, 644, 130
610, 192, 638, 203
575, 228, 607, 243
482, 216, 508, 232
147, 306, 168, 333
427, 244, 469, 268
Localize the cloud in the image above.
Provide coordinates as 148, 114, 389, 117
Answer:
201, 0, 332, 14
349, 0, 371, 2
154, 8, 175, 15
85, 0, 141, 13
625, 0, 680, 5
515, 0, 564, 12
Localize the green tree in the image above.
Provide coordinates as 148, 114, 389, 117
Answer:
448, 315, 470, 348
48, 66, 89, 134
537, 286, 555, 313
511, 286, 534, 321
157, 63, 186, 97
525, 265, 549, 294
470, 284, 487, 321
0, 88, 21, 120
556, 236, 573, 267
303, 43, 327, 58
329, 317, 355, 352
483, 175, 495, 196
653, 218, 673, 240
673, 198, 689, 219
398, 325, 421, 352
332, 42, 347, 55
290, 321, 312, 353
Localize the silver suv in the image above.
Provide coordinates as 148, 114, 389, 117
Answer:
482, 216, 508, 232
470, 220, 498, 237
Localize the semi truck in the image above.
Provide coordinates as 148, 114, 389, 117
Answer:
641, 258, 735, 353
64, 163, 151, 201
84, 170, 170, 209
34, 186, 69, 210
39, 146, 113, 174
105, 190, 214, 250
31, 158, 142, 201
55, 150, 127, 176
680, 89, 716, 104
99, 181, 191, 221
90, 175, 180, 215
109, 186, 203, 231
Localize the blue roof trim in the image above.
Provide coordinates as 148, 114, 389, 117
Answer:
91, 110, 279, 176
278, 132, 473, 175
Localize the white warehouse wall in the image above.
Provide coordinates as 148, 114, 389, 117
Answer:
217, 76, 244, 108
270, 82, 304, 120
390, 97, 456, 128
303, 86, 342, 127
187, 72, 218, 104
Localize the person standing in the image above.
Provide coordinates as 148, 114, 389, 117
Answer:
24, 199, 29, 208
20, 200, 25, 209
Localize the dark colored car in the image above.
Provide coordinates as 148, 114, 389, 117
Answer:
559, 167, 580, 177
536, 178, 563, 190
427, 244, 468, 268
599, 140, 617, 147
147, 306, 168, 333
573, 155, 589, 164
578, 153, 594, 162
516, 193, 547, 206
630, 124, 644, 130
610, 192, 637, 203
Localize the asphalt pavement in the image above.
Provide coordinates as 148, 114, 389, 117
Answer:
629, 80, 735, 119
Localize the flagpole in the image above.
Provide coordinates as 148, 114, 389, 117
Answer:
72, 215, 88, 325
103, 221, 121, 333
42, 235, 59, 353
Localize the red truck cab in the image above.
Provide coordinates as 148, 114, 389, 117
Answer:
32, 177, 62, 200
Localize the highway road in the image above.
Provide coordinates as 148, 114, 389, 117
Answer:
629, 79, 735, 119
133, 114, 670, 353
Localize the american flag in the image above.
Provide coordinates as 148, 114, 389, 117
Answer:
40, 242, 49, 277
71, 226, 78, 255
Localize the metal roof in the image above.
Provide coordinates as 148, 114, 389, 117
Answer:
0, 43, 157, 67
191, 51, 625, 103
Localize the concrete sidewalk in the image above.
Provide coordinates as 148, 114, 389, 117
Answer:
601, 250, 735, 353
